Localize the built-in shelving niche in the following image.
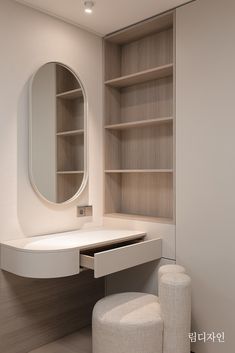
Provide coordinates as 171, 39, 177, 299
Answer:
104, 11, 175, 223
56, 65, 84, 203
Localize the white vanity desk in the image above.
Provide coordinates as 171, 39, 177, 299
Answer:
0, 228, 161, 279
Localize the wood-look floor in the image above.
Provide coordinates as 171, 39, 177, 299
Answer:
29, 326, 92, 353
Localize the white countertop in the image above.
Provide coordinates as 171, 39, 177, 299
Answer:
0, 228, 161, 279
1, 228, 146, 252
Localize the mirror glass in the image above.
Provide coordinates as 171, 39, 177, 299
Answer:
30, 62, 87, 204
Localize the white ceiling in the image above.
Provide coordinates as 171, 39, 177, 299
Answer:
16, 0, 191, 36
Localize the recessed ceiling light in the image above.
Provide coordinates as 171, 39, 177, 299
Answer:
84, 0, 94, 14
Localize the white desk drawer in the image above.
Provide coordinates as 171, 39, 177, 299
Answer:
80, 238, 161, 278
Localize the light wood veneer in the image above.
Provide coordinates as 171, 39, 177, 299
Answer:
56, 88, 83, 99
104, 11, 175, 222
56, 65, 85, 202
28, 326, 92, 353
0, 270, 104, 353
105, 11, 173, 45
105, 117, 173, 130
105, 64, 173, 88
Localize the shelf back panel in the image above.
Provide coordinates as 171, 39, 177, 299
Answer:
105, 12, 173, 45
105, 172, 173, 219
57, 174, 84, 203
57, 134, 84, 172
105, 77, 173, 125
121, 28, 173, 77
57, 97, 84, 132
105, 123, 173, 170
56, 65, 81, 94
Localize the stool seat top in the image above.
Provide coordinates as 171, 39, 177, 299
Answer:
93, 292, 162, 325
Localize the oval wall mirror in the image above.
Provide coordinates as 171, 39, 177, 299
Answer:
29, 62, 87, 204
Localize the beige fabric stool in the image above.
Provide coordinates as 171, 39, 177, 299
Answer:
159, 273, 191, 353
92, 292, 163, 353
92, 265, 191, 353
158, 264, 186, 283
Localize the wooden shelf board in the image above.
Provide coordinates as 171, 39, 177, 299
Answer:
56, 88, 83, 99
56, 129, 84, 136
105, 117, 173, 130
105, 64, 173, 88
57, 171, 84, 175
105, 169, 173, 173
104, 212, 174, 224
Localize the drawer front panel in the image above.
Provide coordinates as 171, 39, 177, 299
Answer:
81, 238, 161, 278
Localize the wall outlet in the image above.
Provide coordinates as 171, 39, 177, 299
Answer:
77, 205, 93, 217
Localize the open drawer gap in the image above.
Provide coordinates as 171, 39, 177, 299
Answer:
81, 238, 144, 256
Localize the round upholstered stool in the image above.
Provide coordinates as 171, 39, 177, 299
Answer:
92, 292, 163, 353
158, 264, 186, 284
159, 273, 191, 353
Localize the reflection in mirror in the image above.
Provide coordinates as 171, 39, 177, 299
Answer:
30, 63, 86, 204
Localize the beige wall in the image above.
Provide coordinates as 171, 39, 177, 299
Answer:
0, 0, 103, 240
176, 0, 235, 352
0, 1, 105, 352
